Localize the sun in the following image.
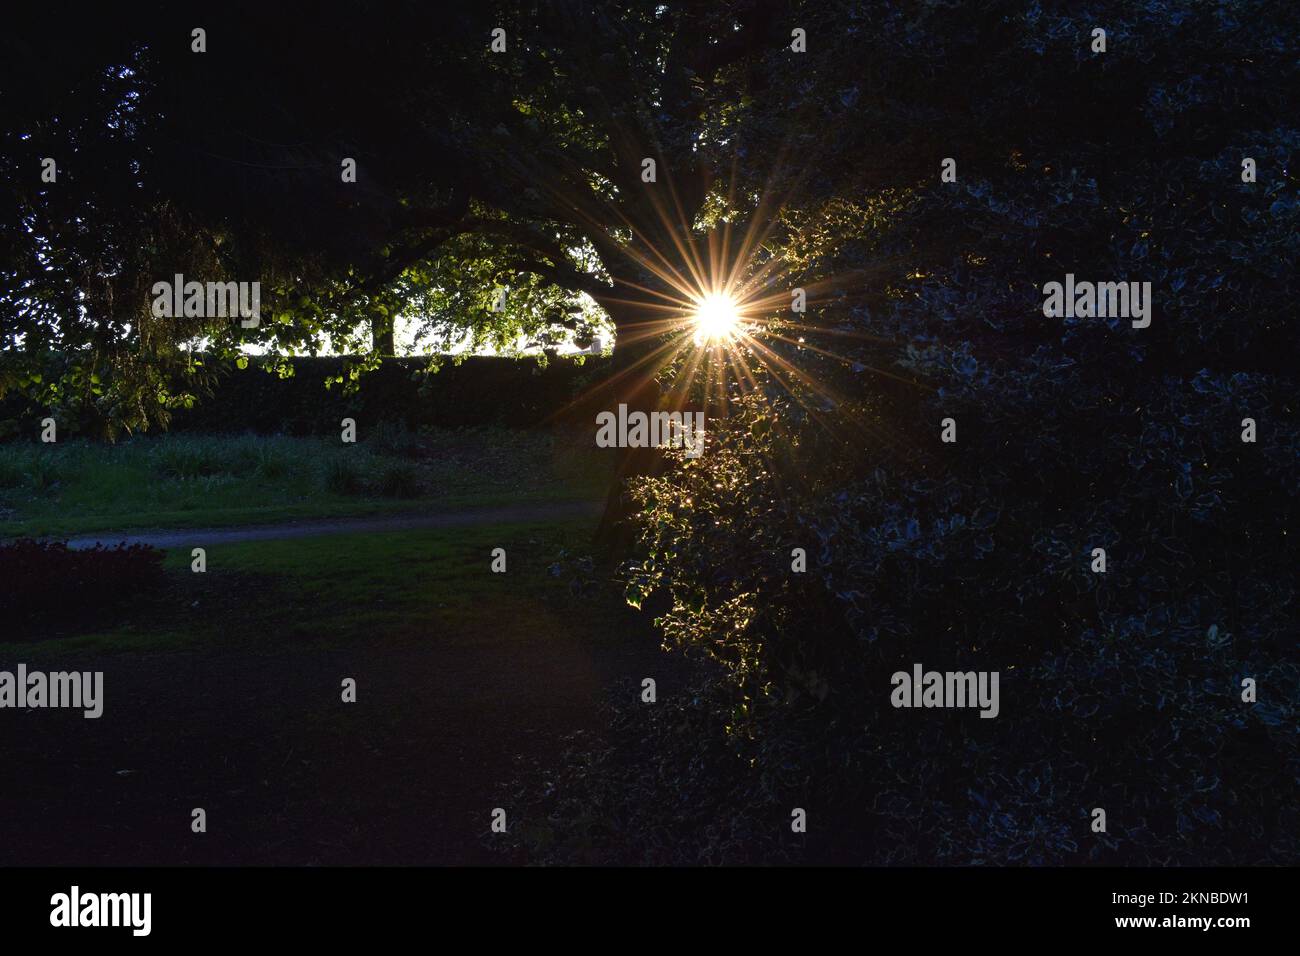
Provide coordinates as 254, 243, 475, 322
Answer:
691, 292, 742, 345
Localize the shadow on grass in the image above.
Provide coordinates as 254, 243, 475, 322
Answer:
0, 518, 671, 866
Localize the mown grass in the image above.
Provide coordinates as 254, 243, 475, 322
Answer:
0, 518, 618, 657
0, 427, 613, 537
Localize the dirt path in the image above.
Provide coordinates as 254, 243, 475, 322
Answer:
60, 500, 603, 550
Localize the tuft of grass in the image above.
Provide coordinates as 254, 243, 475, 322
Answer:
374, 461, 422, 498
366, 421, 424, 459
322, 454, 366, 496
227, 436, 297, 479
150, 437, 226, 479
25, 458, 62, 492
0, 455, 28, 489
255, 445, 295, 479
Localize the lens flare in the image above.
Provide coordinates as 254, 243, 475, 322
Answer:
691, 293, 741, 345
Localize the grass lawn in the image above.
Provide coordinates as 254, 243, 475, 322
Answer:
0, 427, 613, 538
0, 518, 673, 865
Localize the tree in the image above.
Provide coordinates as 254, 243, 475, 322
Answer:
3, 3, 795, 412
4, 0, 1297, 864
619, 0, 1300, 863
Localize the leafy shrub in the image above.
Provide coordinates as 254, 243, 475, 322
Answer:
617, 356, 1297, 864
613, 0, 1300, 865
0, 539, 166, 634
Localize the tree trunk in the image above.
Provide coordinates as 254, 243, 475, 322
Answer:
593, 389, 665, 559
589, 317, 667, 559
586, 238, 710, 557
372, 320, 396, 356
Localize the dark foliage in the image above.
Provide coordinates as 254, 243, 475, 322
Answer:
0, 355, 612, 439
610, 0, 1300, 864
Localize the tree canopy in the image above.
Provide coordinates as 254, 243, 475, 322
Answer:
4, 1, 832, 433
